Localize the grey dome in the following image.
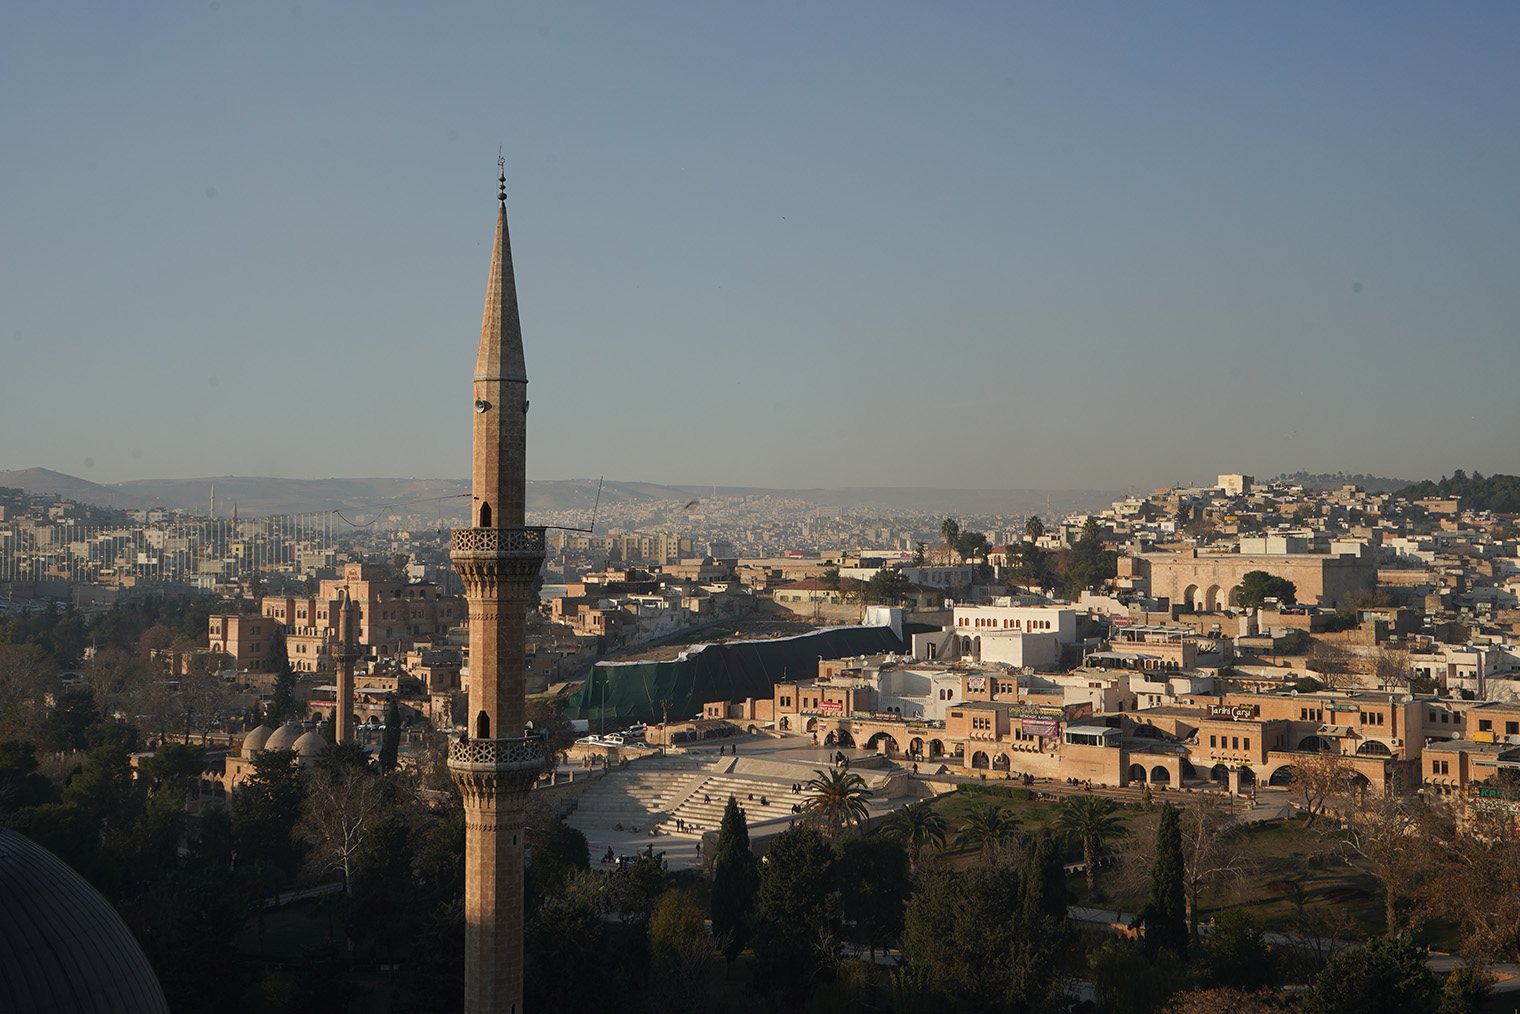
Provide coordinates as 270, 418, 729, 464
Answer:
264, 723, 303, 751
0, 825, 169, 1013
241, 724, 275, 754
293, 730, 326, 758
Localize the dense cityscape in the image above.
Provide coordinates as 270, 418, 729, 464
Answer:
5, 458, 1520, 1012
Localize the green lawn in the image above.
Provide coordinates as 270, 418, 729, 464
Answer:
925, 788, 1405, 943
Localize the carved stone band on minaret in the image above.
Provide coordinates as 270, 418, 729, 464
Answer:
450, 525, 547, 594
448, 731, 547, 797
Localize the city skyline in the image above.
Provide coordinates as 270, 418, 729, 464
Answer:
4, 3, 1517, 490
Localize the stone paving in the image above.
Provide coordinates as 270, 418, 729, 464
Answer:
562, 733, 893, 870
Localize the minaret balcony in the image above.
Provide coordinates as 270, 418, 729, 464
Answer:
448, 731, 547, 775
450, 527, 546, 588
451, 526, 547, 557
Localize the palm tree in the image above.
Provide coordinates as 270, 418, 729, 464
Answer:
1024, 516, 1045, 540
879, 802, 948, 871
803, 768, 872, 839
1051, 793, 1128, 898
941, 518, 960, 563
953, 802, 1022, 866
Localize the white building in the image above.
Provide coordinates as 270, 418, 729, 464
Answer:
948, 603, 1078, 669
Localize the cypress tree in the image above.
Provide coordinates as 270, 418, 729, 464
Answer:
1143, 802, 1187, 958
710, 795, 757, 967
1020, 833, 1068, 928
378, 698, 401, 774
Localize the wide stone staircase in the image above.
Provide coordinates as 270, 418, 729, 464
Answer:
563, 758, 711, 836
663, 772, 809, 834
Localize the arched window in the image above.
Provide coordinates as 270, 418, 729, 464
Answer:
476, 711, 490, 739
479, 502, 492, 528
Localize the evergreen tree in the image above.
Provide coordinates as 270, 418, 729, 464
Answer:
1202, 909, 1277, 992
232, 748, 306, 878
710, 795, 757, 967
1237, 570, 1297, 609
1142, 802, 1188, 958
378, 697, 401, 773
0, 739, 56, 815
266, 671, 296, 725
900, 866, 1064, 1012
836, 834, 910, 958
649, 889, 711, 1012
752, 824, 837, 1000
1020, 833, 1067, 928
1301, 936, 1437, 1014
1438, 964, 1494, 1014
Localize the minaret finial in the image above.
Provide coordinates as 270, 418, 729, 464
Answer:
497, 148, 507, 203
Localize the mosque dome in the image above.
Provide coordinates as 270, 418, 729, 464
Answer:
241, 724, 275, 755
293, 730, 326, 760
264, 723, 303, 752
0, 825, 169, 1013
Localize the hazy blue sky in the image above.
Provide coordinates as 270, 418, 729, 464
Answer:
3, 2, 1516, 492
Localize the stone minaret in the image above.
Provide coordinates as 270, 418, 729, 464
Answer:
332, 590, 359, 743
448, 163, 546, 1014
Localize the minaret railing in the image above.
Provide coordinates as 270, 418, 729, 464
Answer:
451, 526, 546, 555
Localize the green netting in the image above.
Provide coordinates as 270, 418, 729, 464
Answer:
564, 623, 934, 725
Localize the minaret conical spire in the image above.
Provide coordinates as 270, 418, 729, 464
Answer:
476, 159, 527, 384
470, 159, 529, 531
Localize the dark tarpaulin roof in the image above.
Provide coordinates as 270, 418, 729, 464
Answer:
565, 623, 933, 724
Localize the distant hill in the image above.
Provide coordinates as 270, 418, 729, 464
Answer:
0, 468, 152, 509
115, 476, 470, 517
1, 468, 1121, 519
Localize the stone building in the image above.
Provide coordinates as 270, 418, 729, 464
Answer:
256, 561, 464, 672
1126, 547, 1377, 609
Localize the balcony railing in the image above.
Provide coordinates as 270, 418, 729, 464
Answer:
448, 732, 546, 769
450, 527, 547, 555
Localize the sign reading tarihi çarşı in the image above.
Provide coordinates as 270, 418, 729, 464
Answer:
1208, 704, 1260, 721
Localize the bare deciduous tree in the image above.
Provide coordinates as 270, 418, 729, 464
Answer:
1421, 800, 1520, 962
1369, 646, 1418, 691
0, 642, 54, 735
1179, 794, 1254, 942
1303, 640, 1358, 690
1337, 789, 1429, 937
1282, 751, 1350, 825
296, 760, 388, 896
